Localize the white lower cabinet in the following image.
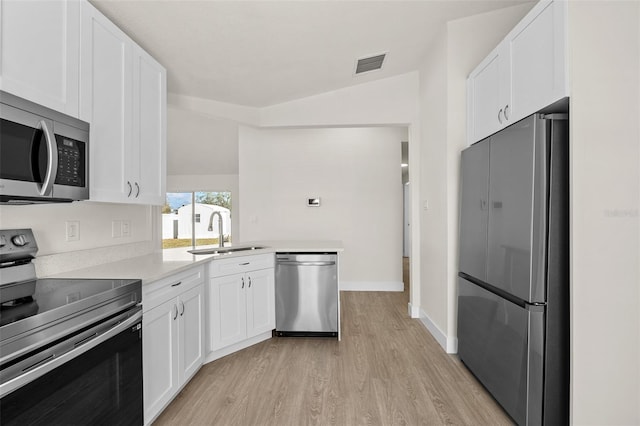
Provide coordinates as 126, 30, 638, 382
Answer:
143, 266, 204, 425
208, 254, 275, 354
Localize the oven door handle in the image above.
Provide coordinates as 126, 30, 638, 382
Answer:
0, 308, 142, 399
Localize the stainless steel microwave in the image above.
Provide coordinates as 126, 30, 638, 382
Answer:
0, 91, 89, 204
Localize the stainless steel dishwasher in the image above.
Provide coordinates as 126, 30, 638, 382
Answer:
275, 253, 338, 337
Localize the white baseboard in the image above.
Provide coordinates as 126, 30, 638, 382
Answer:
407, 302, 420, 318
340, 281, 404, 291
418, 309, 458, 354
204, 331, 272, 364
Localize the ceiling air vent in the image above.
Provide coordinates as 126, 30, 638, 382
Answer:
354, 53, 387, 75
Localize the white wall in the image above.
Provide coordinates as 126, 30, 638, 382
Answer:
418, 28, 450, 345
238, 126, 405, 289
568, 1, 640, 423
166, 74, 421, 255
417, 4, 534, 351
167, 105, 239, 175
259, 72, 419, 127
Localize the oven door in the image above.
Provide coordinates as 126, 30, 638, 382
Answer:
0, 307, 143, 426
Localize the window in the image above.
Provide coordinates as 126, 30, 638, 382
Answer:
161, 191, 232, 249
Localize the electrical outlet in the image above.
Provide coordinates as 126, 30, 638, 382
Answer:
121, 220, 131, 237
112, 220, 122, 238
66, 221, 80, 242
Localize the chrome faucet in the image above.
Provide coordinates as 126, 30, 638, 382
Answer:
207, 211, 225, 247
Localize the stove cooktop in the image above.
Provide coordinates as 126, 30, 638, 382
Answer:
0, 278, 141, 328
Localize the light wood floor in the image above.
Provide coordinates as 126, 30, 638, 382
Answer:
154, 258, 512, 425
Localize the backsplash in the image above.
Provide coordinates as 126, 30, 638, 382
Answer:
0, 202, 158, 276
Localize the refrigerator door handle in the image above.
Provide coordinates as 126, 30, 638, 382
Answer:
525, 303, 546, 312
458, 272, 530, 308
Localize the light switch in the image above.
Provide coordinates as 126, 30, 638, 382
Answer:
121, 220, 131, 237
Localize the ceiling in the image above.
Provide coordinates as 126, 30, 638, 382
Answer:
90, 0, 534, 108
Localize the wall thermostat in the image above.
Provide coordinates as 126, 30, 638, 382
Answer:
308, 197, 320, 207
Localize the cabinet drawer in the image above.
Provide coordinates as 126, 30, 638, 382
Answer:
143, 265, 205, 312
209, 253, 274, 278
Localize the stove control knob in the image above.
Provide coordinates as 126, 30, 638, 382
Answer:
11, 234, 29, 247
0, 235, 6, 247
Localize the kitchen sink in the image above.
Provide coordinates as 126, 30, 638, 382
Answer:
188, 245, 267, 255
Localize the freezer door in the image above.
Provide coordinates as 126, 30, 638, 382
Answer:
459, 139, 490, 280
487, 115, 548, 303
457, 277, 544, 426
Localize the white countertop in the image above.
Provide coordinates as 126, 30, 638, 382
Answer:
46, 240, 343, 285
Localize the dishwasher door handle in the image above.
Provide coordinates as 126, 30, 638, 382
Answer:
277, 261, 336, 267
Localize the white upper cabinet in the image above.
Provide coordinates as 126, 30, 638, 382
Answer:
80, 1, 166, 205
131, 46, 166, 205
467, 48, 503, 142
0, 0, 80, 117
80, 2, 132, 202
508, 0, 567, 120
467, 0, 568, 144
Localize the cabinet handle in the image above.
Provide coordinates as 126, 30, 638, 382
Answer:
135, 182, 140, 198
504, 104, 510, 120
239, 262, 250, 266
127, 181, 133, 197
498, 108, 503, 124
180, 301, 185, 316
171, 281, 182, 287
241, 277, 245, 289
173, 304, 178, 320
248, 276, 252, 288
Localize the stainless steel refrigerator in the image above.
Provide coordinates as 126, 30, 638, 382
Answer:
457, 113, 569, 426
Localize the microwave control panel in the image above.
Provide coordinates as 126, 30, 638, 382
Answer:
55, 137, 86, 187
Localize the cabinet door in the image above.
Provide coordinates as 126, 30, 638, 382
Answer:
143, 298, 179, 424
246, 268, 275, 338
178, 284, 204, 383
0, 0, 80, 116
80, 1, 132, 203
209, 274, 247, 351
508, 0, 567, 123
459, 140, 490, 281
467, 48, 502, 143
131, 46, 166, 205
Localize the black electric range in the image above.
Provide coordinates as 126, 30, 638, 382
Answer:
0, 229, 141, 371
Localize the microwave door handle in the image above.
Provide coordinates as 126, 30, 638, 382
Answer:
38, 120, 58, 196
